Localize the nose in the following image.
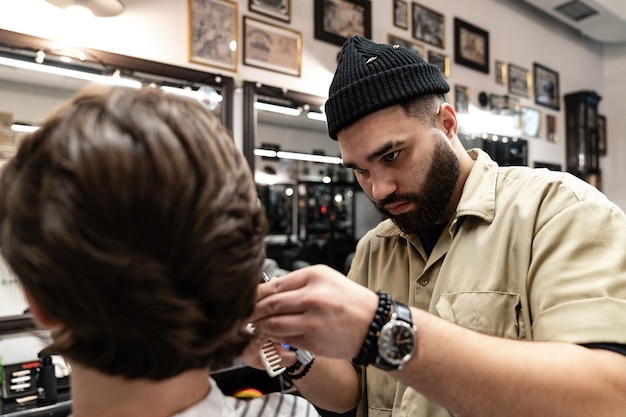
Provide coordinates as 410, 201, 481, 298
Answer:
368, 174, 397, 203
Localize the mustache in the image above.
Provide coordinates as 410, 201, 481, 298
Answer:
377, 192, 423, 208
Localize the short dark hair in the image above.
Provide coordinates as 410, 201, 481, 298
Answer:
398, 94, 446, 127
0, 85, 268, 380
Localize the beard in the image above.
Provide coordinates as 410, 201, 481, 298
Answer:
375, 132, 461, 234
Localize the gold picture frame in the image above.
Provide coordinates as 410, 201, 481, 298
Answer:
249, 0, 291, 23
393, 0, 408, 29
188, 0, 238, 72
546, 113, 558, 143
243, 17, 302, 77
412, 2, 445, 49
428, 50, 449, 78
454, 84, 469, 114
508, 63, 531, 99
495, 60, 506, 86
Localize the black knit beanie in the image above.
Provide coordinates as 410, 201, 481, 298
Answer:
325, 35, 450, 140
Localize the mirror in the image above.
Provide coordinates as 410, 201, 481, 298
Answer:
0, 29, 234, 325
243, 82, 381, 273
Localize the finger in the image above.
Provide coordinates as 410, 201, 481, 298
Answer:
250, 272, 312, 322
255, 267, 309, 301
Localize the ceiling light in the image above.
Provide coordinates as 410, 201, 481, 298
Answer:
44, 0, 125, 17
306, 112, 327, 122
0, 55, 141, 88
255, 102, 301, 116
254, 149, 342, 165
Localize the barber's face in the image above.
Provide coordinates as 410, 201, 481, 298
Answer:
338, 105, 460, 233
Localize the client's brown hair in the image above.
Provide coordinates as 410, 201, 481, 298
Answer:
0, 85, 268, 380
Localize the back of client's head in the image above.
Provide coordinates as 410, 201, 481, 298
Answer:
0, 85, 268, 380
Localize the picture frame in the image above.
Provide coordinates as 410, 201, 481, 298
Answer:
495, 60, 506, 86
521, 106, 541, 137
508, 63, 531, 98
411, 2, 445, 49
533, 63, 560, 110
243, 16, 302, 77
546, 113, 558, 143
249, 0, 291, 23
428, 50, 449, 78
314, 0, 371, 47
454, 84, 469, 114
387, 34, 425, 59
597, 114, 606, 155
453, 18, 489, 74
189, 0, 238, 72
393, 0, 408, 30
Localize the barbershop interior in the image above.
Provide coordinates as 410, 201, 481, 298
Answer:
0, 0, 625, 415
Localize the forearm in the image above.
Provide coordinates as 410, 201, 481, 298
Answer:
290, 357, 360, 413
395, 308, 626, 417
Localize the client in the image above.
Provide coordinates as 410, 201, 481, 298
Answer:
0, 85, 319, 417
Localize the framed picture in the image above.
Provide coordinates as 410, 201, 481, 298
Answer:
508, 63, 530, 98
249, 0, 291, 22
387, 34, 424, 58
546, 113, 558, 143
533, 63, 560, 110
411, 2, 445, 49
489, 94, 519, 114
393, 0, 408, 30
521, 106, 541, 137
495, 60, 506, 85
598, 114, 606, 155
454, 85, 469, 114
428, 50, 449, 78
314, 0, 371, 46
189, 0, 238, 71
243, 17, 302, 77
453, 18, 489, 73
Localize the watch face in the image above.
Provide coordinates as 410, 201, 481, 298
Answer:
378, 320, 416, 365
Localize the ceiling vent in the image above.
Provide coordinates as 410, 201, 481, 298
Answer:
519, 0, 626, 43
555, 0, 599, 21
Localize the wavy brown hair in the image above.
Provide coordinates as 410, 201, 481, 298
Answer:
0, 85, 268, 380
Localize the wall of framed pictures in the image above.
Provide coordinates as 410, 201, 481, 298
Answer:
0, 0, 614, 197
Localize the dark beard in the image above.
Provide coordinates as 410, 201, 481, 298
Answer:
375, 133, 460, 234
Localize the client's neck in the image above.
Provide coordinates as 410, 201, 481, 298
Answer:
69, 362, 211, 417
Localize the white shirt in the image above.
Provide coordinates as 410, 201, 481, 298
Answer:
174, 378, 321, 417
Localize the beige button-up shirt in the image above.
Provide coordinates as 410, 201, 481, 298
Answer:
349, 149, 626, 417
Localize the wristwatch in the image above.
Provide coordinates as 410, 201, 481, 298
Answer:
373, 301, 417, 371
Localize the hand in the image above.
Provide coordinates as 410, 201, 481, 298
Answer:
248, 264, 379, 359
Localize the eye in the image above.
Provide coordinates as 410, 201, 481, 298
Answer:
353, 167, 366, 175
384, 150, 400, 162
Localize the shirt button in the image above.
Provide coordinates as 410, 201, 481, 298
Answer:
419, 277, 429, 286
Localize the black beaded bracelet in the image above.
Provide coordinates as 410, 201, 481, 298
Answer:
352, 290, 392, 366
284, 360, 301, 374
286, 357, 314, 380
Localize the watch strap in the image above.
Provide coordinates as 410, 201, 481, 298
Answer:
392, 301, 412, 324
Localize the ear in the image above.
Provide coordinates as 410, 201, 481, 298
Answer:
438, 103, 458, 138
23, 288, 61, 329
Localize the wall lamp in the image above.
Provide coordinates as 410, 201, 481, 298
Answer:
44, 0, 125, 17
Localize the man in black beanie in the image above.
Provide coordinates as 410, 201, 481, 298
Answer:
248, 35, 626, 417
